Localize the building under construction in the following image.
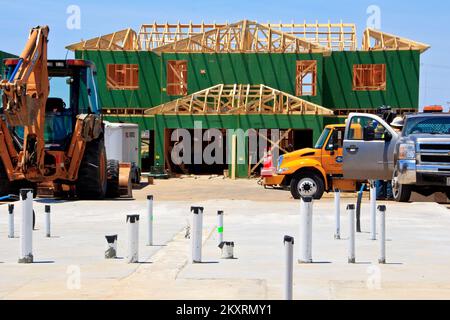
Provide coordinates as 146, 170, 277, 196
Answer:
66, 20, 430, 177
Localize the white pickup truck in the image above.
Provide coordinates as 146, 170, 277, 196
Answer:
343, 109, 450, 202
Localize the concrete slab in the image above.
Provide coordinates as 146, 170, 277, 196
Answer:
0, 179, 450, 300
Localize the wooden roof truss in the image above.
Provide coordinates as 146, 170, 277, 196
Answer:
151, 20, 331, 54
66, 28, 140, 51
139, 21, 357, 51
362, 28, 430, 53
145, 84, 334, 115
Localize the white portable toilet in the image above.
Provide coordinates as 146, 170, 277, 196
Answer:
104, 121, 139, 164
104, 121, 140, 183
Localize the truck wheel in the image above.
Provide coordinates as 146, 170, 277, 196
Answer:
290, 172, 325, 200
76, 138, 107, 200
106, 160, 120, 198
392, 169, 412, 202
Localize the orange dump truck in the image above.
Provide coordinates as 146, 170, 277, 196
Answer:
265, 124, 364, 199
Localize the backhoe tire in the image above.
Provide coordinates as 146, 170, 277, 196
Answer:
0, 161, 11, 196
106, 160, 120, 199
445, 189, 450, 201
290, 171, 325, 200
76, 138, 107, 200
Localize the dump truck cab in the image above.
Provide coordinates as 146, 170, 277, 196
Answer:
277, 124, 362, 199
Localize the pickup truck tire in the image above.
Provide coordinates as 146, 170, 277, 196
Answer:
392, 169, 412, 202
290, 172, 325, 200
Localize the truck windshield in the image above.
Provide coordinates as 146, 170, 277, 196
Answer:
404, 116, 450, 135
315, 128, 331, 149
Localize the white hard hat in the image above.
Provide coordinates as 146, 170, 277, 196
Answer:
391, 117, 404, 128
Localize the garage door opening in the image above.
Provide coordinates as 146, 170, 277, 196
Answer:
165, 128, 229, 175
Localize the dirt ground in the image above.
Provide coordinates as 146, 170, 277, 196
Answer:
133, 175, 449, 203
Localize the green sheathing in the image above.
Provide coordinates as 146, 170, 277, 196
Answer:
322, 50, 420, 110
75, 50, 162, 109
0, 50, 17, 78
104, 114, 338, 177
77, 50, 420, 112
160, 53, 323, 106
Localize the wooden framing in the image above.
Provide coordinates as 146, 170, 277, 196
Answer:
66, 23, 431, 55
66, 28, 140, 51
296, 60, 317, 96
145, 84, 334, 115
106, 64, 139, 90
362, 28, 430, 53
353, 64, 386, 91
151, 20, 332, 55
167, 60, 188, 96
139, 21, 357, 51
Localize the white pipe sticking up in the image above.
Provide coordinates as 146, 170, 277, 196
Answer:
299, 197, 313, 264
45, 205, 51, 238
147, 195, 153, 246
284, 236, 294, 300
378, 205, 387, 264
334, 189, 341, 240
217, 211, 224, 246
19, 189, 34, 264
126, 215, 140, 263
8, 204, 14, 239
191, 206, 204, 263
370, 181, 377, 240
348, 204, 356, 264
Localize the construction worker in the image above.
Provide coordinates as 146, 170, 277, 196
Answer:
390, 116, 405, 133
376, 116, 404, 200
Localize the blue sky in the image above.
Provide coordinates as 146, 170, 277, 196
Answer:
1, 0, 449, 108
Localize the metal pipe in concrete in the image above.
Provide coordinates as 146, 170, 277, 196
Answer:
217, 210, 224, 245
45, 205, 51, 238
19, 189, 34, 264
370, 181, 377, 240
299, 197, 313, 264
191, 206, 204, 263
356, 189, 363, 233
284, 235, 294, 300
348, 204, 356, 264
378, 205, 387, 264
147, 195, 153, 246
334, 189, 341, 240
126, 215, 140, 263
8, 204, 14, 239
105, 235, 118, 259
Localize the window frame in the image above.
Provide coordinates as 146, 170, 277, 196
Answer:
352, 64, 386, 91
106, 64, 139, 90
167, 60, 188, 96
296, 60, 317, 97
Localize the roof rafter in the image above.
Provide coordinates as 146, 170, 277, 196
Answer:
152, 20, 332, 55
139, 21, 357, 51
362, 28, 430, 53
66, 28, 140, 51
145, 84, 334, 116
